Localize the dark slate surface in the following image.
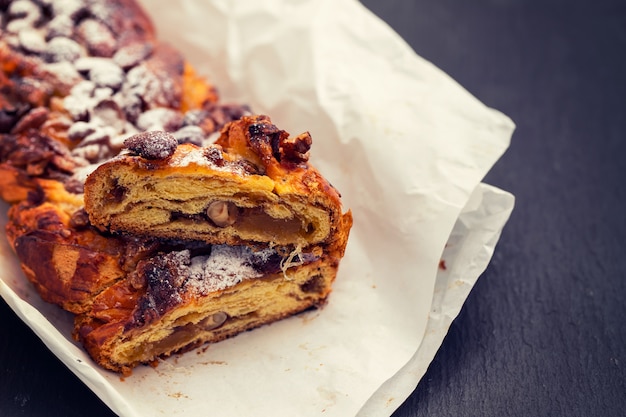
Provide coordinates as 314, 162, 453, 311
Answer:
2, 1, 625, 416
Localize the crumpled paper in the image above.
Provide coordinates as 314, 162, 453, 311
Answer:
0, 0, 515, 416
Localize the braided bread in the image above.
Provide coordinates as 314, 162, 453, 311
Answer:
0, 0, 351, 375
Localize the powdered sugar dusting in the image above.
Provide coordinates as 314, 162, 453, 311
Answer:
186, 245, 277, 295
171, 146, 251, 176
51, 0, 85, 19
70, 161, 104, 184
44, 36, 84, 62
136, 108, 183, 132
8, 0, 41, 22
77, 18, 116, 57
124, 131, 178, 160
74, 57, 124, 89
18, 29, 46, 54
172, 148, 211, 167
123, 64, 175, 110
1, 0, 251, 191
42, 61, 82, 87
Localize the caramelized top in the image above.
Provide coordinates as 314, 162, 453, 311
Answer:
0, 0, 249, 200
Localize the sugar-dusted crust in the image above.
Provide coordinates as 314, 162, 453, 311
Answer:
6, 174, 350, 375
75, 251, 340, 374
85, 115, 352, 250
1, 0, 352, 375
77, 115, 352, 374
0, 0, 230, 203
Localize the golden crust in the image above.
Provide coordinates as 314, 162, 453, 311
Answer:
0, 0, 352, 375
5, 178, 350, 374
75, 256, 339, 375
5, 180, 127, 313
0, 1, 221, 201
84, 115, 352, 250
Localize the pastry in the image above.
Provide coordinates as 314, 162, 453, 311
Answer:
0, 0, 352, 375
0, 0, 229, 203
74, 117, 351, 374
74, 234, 346, 374
84, 115, 348, 249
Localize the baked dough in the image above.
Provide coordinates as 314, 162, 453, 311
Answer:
85, 115, 349, 249
76, 247, 342, 374
6, 179, 127, 314
6, 172, 350, 374
77, 117, 352, 373
1, 0, 352, 375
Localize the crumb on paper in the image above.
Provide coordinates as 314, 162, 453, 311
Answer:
299, 310, 322, 325
197, 360, 228, 366
448, 280, 465, 289
438, 259, 447, 270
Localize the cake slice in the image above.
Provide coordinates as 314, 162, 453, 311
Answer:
74, 243, 343, 374
7, 169, 350, 374
72, 116, 351, 374
84, 115, 348, 249
1, 0, 352, 376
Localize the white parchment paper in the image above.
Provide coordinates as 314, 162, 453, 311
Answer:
0, 0, 515, 416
